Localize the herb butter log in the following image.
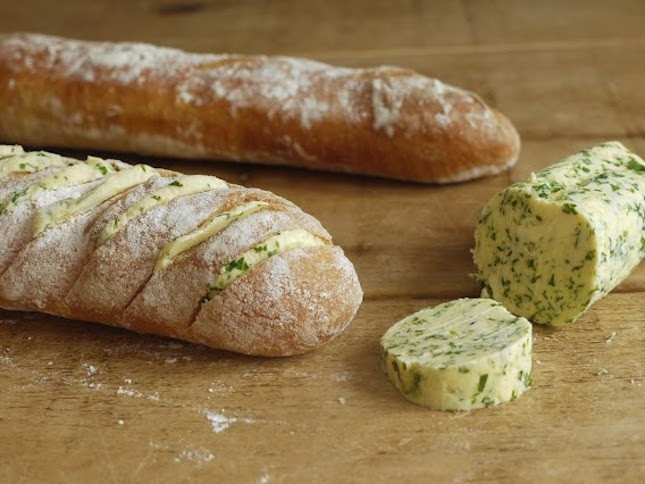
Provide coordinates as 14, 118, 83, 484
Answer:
474, 142, 645, 325
0, 145, 362, 356
381, 298, 532, 411
0, 33, 520, 183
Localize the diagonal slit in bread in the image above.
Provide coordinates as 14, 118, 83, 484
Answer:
0, 145, 362, 356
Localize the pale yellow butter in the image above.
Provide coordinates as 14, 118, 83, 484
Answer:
98, 174, 227, 244
205, 229, 326, 299
33, 164, 158, 236
155, 200, 269, 272
381, 298, 532, 411
0, 145, 25, 158
0, 156, 114, 215
474, 141, 645, 325
0, 151, 65, 177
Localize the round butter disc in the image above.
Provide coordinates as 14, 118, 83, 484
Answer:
381, 298, 532, 411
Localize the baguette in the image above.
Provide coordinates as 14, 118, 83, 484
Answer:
0, 145, 363, 356
0, 33, 520, 183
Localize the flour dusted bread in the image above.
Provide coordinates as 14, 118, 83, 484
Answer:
0, 33, 520, 183
0, 145, 362, 356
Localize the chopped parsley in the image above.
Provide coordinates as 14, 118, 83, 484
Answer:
627, 158, 645, 173
477, 373, 488, 393
562, 203, 578, 214
522, 372, 532, 387
481, 396, 495, 407
223, 257, 249, 273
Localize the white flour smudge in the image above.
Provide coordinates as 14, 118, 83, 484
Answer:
206, 412, 238, 433
116, 386, 144, 398
174, 448, 215, 463
257, 472, 270, 484
82, 363, 98, 376
205, 411, 256, 433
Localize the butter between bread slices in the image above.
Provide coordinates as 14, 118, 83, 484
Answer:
0, 146, 362, 356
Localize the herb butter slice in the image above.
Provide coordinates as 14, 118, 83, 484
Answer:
98, 174, 227, 244
0, 156, 114, 216
204, 229, 326, 300
0, 151, 65, 177
0, 145, 24, 158
156, 200, 269, 272
33, 164, 158, 236
381, 298, 532, 411
474, 141, 645, 325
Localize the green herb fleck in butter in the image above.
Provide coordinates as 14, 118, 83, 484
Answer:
155, 200, 270, 272
381, 298, 532, 411
203, 229, 326, 300
0, 151, 65, 177
0, 145, 25, 159
33, 164, 158, 236
474, 142, 645, 325
98, 174, 227, 244
0, 156, 114, 216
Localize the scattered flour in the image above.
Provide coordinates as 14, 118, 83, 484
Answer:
206, 412, 238, 433
116, 386, 145, 398
205, 411, 256, 433
257, 473, 270, 484
208, 382, 234, 393
82, 363, 98, 377
174, 448, 215, 464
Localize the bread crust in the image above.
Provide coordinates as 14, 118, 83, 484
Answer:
122, 195, 330, 338
0, 146, 362, 356
0, 33, 520, 183
189, 246, 362, 356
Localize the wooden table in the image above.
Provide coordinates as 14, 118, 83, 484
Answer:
1, 1, 643, 482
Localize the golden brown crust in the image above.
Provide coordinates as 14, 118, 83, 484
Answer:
0, 33, 519, 183
0, 146, 362, 356
121, 189, 329, 338
188, 245, 362, 356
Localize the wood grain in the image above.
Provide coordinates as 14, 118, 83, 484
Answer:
0, 0, 644, 482
0, 295, 643, 482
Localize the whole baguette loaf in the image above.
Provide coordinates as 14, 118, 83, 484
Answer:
0, 33, 520, 183
0, 145, 363, 356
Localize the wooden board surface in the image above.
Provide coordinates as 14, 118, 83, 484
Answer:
0, 1, 643, 482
